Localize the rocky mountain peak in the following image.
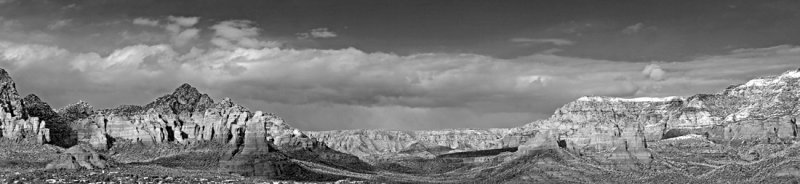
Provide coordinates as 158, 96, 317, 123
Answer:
172, 83, 200, 98
144, 83, 215, 114
0, 68, 12, 83
0, 68, 22, 117
22, 94, 56, 120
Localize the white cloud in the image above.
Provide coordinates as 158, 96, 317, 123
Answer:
210, 20, 281, 49
622, 23, 645, 34
1, 40, 800, 130
510, 38, 574, 46
132, 18, 160, 27
167, 16, 198, 27
131, 16, 201, 47
297, 28, 338, 39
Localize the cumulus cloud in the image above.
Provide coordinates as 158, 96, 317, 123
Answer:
210, 20, 281, 49
622, 23, 644, 34
132, 18, 159, 27
642, 63, 666, 81
130, 16, 200, 46
1, 39, 799, 130
510, 38, 574, 46
297, 28, 338, 39
167, 16, 198, 27
164, 16, 200, 47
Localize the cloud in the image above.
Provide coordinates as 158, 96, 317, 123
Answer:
132, 18, 160, 27
210, 20, 281, 49
297, 28, 338, 39
510, 38, 574, 46
1, 40, 800, 130
164, 16, 200, 47
167, 16, 198, 27
622, 23, 644, 34
642, 63, 666, 81
131, 16, 200, 47
47, 19, 71, 30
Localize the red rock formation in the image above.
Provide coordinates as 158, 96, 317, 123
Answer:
0, 69, 50, 144
306, 69, 800, 171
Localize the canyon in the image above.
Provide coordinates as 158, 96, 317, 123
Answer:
2, 68, 800, 183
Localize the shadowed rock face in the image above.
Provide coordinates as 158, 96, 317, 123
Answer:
24, 94, 78, 147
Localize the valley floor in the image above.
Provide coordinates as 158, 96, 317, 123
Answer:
5, 136, 800, 183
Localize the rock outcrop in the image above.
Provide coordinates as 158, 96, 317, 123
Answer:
45, 144, 109, 170
307, 69, 800, 170
62, 83, 368, 177
0, 69, 50, 144
24, 94, 78, 147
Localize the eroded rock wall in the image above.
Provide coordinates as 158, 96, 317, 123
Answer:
306, 69, 800, 170
0, 69, 50, 144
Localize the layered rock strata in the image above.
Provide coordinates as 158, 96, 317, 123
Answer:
77, 84, 306, 150
64, 83, 365, 177
309, 69, 800, 169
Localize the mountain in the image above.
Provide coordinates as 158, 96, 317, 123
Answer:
4, 68, 800, 183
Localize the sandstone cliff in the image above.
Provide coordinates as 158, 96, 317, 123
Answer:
66, 83, 369, 177
0, 69, 50, 144
308, 69, 800, 169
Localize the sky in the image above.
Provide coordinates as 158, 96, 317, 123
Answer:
0, 0, 799, 131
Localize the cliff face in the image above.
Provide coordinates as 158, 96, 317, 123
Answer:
0, 69, 50, 144
539, 69, 800, 152
76, 84, 303, 150
308, 69, 800, 169
67, 83, 367, 177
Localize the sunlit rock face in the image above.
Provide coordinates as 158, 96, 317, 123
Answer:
522, 69, 800, 168
0, 68, 50, 144
307, 69, 800, 170
77, 83, 306, 151
64, 83, 367, 177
